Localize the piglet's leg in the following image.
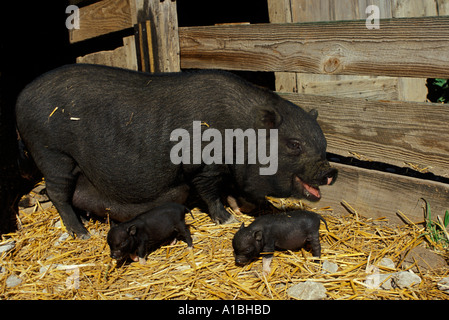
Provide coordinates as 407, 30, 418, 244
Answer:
310, 234, 322, 258
262, 255, 273, 276
176, 223, 194, 249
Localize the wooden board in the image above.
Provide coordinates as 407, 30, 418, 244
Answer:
311, 162, 449, 227
179, 16, 449, 78
131, 0, 180, 73
296, 75, 399, 100
143, 0, 180, 72
280, 92, 449, 178
268, 0, 432, 102
69, 0, 133, 43
76, 36, 137, 70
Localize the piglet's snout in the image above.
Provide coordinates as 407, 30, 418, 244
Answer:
234, 255, 249, 266
110, 251, 122, 260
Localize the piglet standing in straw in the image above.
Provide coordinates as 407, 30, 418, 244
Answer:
232, 210, 328, 275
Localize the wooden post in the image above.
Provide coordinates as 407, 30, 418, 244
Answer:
131, 0, 180, 73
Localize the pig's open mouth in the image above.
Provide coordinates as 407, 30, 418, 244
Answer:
129, 253, 139, 262
294, 176, 322, 202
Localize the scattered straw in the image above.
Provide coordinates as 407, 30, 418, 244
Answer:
1, 193, 448, 300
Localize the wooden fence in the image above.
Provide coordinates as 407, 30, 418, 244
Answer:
69, 0, 449, 226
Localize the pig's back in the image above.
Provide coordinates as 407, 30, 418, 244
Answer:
16, 64, 273, 202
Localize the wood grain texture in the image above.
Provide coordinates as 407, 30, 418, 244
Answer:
311, 162, 449, 226
146, 0, 180, 72
179, 16, 449, 78
271, 0, 431, 102
296, 75, 400, 100
76, 35, 137, 70
69, 0, 133, 43
280, 92, 449, 178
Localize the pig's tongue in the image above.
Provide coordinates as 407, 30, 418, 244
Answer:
129, 253, 139, 262
303, 182, 321, 199
296, 177, 321, 199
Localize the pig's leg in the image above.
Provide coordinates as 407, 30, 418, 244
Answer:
178, 223, 193, 248
262, 255, 273, 276
262, 242, 275, 276
39, 154, 90, 239
309, 234, 322, 258
136, 244, 147, 264
72, 173, 107, 217
191, 168, 233, 224
226, 196, 242, 214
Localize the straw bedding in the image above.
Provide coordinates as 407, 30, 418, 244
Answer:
1, 188, 448, 300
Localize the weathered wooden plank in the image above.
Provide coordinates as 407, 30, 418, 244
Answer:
132, 0, 180, 72
274, 0, 427, 102
296, 74, 399, 100
309, 162, 449, 226
438, 0, 449, 15
76, 35, 137, 70
146, 0, 180, 72
392, 0, 439, 17
69, 0, 133, 43
267, 0, 297, 93
392, 0, 438, 102
280, 92, 449, 178
179, 16, 449, 78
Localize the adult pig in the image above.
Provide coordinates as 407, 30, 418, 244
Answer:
15, 64, 337, 239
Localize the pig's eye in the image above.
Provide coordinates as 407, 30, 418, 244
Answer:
120, 240, 128, 248
287, 139, 302, 153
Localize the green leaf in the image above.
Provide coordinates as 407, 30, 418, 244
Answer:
444, 210, 449, 228
433, 78, 448, 88
423, 199, 432, 226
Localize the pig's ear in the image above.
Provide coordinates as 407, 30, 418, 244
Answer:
239, 223, 245, 230
309, 109, 318, 120
127, 225, 137, 236
255, 106, 283, 129
253, 230, 263, 241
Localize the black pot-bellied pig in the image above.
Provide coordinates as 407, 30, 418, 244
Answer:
16, 64, 337, 239
232, 210, 329, 275
107, 202, 194, 264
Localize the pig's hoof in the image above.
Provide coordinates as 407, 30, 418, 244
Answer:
68, 228, 91, 240
212, 209, 238, 225
78, 232, 91, 240
223, 215, 239, 224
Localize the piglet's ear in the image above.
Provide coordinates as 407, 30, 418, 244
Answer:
309, 109, 318, 120
127, 225, 137, 236
254, 230, 263, 241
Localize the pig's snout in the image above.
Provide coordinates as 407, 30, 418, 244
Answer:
110, 250, 124, 260
319, 167, 338, 186
234, 255, 250, 266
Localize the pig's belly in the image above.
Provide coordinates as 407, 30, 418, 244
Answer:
72, 174, 189, 222
276, 233, 308, 251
